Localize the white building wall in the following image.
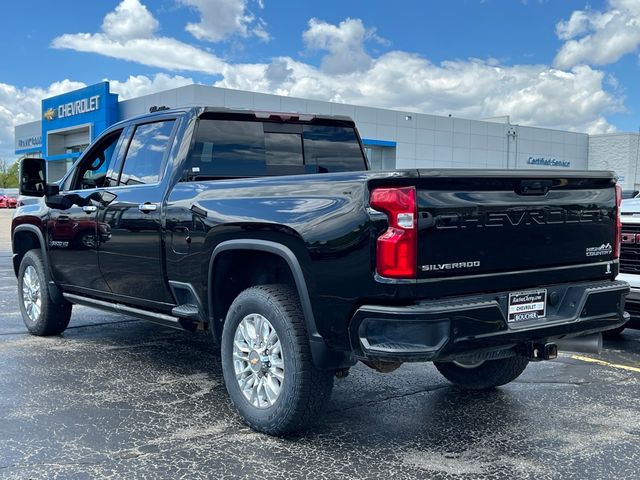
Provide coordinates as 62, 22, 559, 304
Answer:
516, 126, 588, 170
118, 84, 586, 172
589, 133, 640, 189
17, 83, 589, 176
14, 120, 41, 151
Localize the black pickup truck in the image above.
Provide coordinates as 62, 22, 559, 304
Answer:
13, 107, 629, 435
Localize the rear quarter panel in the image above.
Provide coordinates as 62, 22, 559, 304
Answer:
164, 170, 414, 347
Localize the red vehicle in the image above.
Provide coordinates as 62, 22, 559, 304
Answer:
0, 194, 17, 208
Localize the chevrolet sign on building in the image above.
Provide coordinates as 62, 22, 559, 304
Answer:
43, 108, 56, 121
55, 95, 101, 120
42, 95, 101, 121
35, 82, 118, 180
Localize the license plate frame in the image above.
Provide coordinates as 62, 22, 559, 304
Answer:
508, 289, 547, 323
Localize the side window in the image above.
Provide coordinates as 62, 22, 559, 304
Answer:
303, 125, 366, 173
119, 121, 175, 185
71, 129, 124, 190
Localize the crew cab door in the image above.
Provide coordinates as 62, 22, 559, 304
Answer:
47, 129, 126, 293
98, 119, 177, 309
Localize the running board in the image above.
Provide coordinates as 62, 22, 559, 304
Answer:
62, 293, 184, 330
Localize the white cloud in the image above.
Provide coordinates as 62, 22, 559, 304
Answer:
48, 4, 622, 135
0, 80, 86, 158
52, 0, 225, 74
179, 0, 270, 42
554, 0, 640, 69
218, 54, 622, 134
556, 10, 593, 41
107, 73, 194, 99
303, 18, 374, 74
102, 0, 159, 41
3, 13, 623, 160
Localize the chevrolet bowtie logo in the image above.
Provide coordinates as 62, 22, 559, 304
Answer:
43, 108, 57, 121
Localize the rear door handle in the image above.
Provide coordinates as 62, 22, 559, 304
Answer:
82, 205, 97, 213
138, 203, 157, 213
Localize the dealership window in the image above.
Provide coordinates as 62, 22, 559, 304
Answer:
47, 125, 91, 157
67, 144, 89, 154
364, 145, 396, 170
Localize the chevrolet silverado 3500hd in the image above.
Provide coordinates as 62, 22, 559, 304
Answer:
13, 107, 629, 434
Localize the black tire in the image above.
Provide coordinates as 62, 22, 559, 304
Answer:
434, 356, 529, 390
221, 284, 334, 435
17, 250, 72, 336
603, 324, 627, 338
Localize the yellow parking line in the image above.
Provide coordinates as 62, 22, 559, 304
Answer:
570, 354, 640, 374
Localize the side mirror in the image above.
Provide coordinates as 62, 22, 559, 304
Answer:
19, 158, 46, 197
45, 194, 73, 210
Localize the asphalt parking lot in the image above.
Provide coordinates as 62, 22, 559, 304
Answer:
1, 208, 640, 479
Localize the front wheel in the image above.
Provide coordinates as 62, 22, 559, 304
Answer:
18, 250, 72, 336
221, 284, 334, 436
434, 356, 529, 390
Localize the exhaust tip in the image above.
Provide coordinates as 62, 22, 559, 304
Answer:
555, 333, 603, 355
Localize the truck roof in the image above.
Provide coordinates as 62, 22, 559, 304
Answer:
111, 106, 355, 129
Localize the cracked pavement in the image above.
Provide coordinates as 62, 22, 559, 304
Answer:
1, 212, 640, 479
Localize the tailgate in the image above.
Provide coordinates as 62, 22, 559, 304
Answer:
415, 171, 617, 279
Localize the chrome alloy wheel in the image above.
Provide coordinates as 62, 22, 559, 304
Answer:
233, 313, 285, 408
22, 265, 42, 323
452, 359, 485, 369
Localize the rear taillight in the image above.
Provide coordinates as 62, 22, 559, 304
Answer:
370, 186, 417, 278
615, 184, 622, 259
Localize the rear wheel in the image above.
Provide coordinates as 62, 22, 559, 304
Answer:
221, 284, 334, 435
18, 250, 72, 336
434, 356, 529, 390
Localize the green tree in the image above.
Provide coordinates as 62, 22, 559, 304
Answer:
0, 158, 19, 188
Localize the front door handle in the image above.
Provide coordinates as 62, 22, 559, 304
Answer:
82, 205, 97, 213
138, 203, 157, 213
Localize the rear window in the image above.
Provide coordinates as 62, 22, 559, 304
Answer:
185, 119, 366, 180
303, 125, 364, 173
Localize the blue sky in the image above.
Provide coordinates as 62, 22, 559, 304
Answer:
2, 0, 639, 158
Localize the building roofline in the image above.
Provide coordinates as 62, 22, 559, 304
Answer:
589, 132, 640, 138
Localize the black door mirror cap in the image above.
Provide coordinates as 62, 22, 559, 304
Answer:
19, 157, 47, 197
44, 194, 73, 210
45, 183, 60, 196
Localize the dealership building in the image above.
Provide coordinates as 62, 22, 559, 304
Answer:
14, 81, 639, 188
